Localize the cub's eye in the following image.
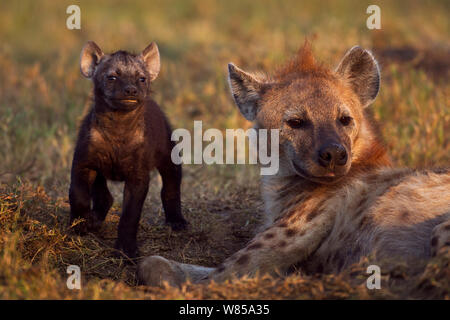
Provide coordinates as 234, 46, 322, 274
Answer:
286, 118, 307, 129
339, 116, 353, 126
139, 77, 146, 83
107, 76, 117, 81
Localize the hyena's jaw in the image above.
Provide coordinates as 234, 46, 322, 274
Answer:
286, 154, 351, 185
289, 160, 348, 185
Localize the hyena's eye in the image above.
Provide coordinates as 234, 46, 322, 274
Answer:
107, 75, 117, 81
286, 118, 308, 129
139, 77, 146, 83
339, 116, 353, 126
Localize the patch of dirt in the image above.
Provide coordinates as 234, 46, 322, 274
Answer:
14, 165, 263, 287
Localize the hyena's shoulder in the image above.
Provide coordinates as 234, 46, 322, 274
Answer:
264, 167, 449, 222
364, 167, 450, 219
341, 167, 450, 220
306, 167, 450, 272
360, 166, 450, 202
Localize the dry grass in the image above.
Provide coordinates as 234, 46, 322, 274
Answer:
1, 183, 449, 299
0, 0, 449, 299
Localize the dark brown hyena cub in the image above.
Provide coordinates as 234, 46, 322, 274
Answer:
69, 41, 187, 258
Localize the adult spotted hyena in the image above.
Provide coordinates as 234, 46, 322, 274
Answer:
138, 43, 450, 286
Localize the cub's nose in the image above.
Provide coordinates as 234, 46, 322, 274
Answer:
124, 85, 137, 96
318, 143, 348, 168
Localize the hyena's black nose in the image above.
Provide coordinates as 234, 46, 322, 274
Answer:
318, 143, 348, 168
124, 85, 137, 96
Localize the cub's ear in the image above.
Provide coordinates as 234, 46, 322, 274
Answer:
80, 41, 104, 78
228, 63, 264, 121
335, 46, 380, 107
141, 42, 160, 81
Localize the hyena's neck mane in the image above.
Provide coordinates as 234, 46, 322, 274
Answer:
261, 115, 391, 226
350, 113, 392, 175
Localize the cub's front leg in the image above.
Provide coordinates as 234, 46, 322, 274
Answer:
69, 165, 97, 234
115, 175, 150, 259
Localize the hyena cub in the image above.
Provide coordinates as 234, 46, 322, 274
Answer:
69, 41, 187, 258
138, 44, 450, 286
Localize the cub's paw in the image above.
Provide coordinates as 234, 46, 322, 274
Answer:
114, 240, 138, 261
87, 212, 104, 232
137, 256, 186, 287
166, 217, 188, 231
69, 218, 88, 235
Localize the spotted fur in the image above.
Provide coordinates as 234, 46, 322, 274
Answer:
137, 43, 450, 287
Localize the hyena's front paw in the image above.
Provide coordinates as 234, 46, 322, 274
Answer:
137, 256, 186, 287
115, 239, 138, 260
87, 212, 104, 232
69, 217, 89, 235
431, 220, 450, 256
166, 216, 188, 231
70, 212, 103, 234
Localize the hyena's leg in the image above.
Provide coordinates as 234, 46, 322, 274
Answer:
90, 173, 114, 231
157, 162, 187, 231
69, 167, 97, 234
137, 256, 214, 287
116, 175, 150, 259
431, 218, 450, 256
138, 209, 335, 287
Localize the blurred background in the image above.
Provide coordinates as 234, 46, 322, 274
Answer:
0, 0, 448, 193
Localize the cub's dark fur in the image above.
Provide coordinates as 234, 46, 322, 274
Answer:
69, 41, 187, 258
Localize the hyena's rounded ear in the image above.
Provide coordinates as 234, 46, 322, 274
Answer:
80, 41, 104, 78
228, 63, 264, 121
141, 42, 160, 81
335, 46, 380, 108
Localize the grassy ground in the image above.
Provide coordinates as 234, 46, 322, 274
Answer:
0, 0, 449, 299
